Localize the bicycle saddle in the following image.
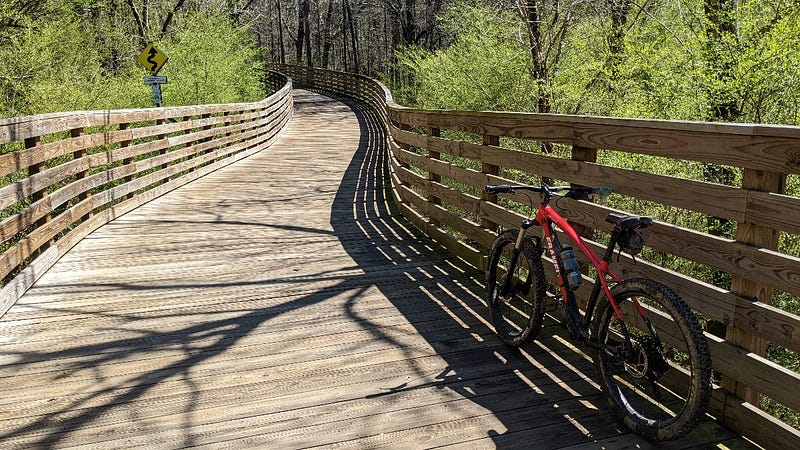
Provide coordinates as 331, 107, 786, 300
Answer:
605, 213, 653, 232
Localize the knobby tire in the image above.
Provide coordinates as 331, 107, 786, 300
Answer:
592, 278, 712, 441
485, 230, 546, 347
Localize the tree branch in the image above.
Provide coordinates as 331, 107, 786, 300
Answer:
125, 0, 147, 47
161, 0, 188, 37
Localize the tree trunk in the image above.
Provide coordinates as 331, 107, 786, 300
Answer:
345, 0, 359, 73
401, 0, 415, 45
296, 0, 310, 64
160, 0, 188, 37
124, 0, 147, 47
516, 0, 550, 115
277, 0, 285, 64
428, 0, 444, 48
321, 0, 334, 68
341, 0, 349, 71
304, 3, 312, 67
608, 0, 631, 77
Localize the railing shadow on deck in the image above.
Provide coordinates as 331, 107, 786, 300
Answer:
273, 63, 800, 449
326, 96, 752, 448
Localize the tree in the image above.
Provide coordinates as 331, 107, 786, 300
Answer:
124, 0, 192, 47
516, 0, 549, 114
276, 0, 286, 64
396, 1, 534, 111
704, 0, 740, 122
607, 0, 631, 77
342, 0, 359, 72
295, 0, 311, 65
320, 0, 335, 67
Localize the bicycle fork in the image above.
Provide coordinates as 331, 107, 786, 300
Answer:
499, 220, 537, 298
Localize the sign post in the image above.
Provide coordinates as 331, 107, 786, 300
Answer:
137, 44, 169, 107
144, 77, 167, 107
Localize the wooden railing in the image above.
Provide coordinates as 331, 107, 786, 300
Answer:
275, 64, 800, 449
0, 72, 293, 316
1, 61, 797, 447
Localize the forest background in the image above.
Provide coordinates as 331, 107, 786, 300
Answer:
2, 0, 799, 124
2, 0, 799, 428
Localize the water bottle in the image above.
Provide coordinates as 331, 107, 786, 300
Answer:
560, 245, 583, 290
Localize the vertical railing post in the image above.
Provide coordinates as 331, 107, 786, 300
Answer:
481, 134, 500, 235
223, 110, 234, 162
201, 113, 212, 165
395, 122, 413, 208
723, 168, 786, 406
428, 127, 441, 228
25, 136, 52, 249
120, 122, 134, 200
183, 115, 195, 173
570, 145, 598, 240
71, 128, 92, 221
157, 118, 169, 183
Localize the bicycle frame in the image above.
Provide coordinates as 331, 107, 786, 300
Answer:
528, 202, 641, 343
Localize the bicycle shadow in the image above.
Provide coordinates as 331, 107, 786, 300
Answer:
328, 96, 743, 448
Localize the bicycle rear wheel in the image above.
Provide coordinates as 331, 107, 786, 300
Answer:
485, 230, 546, 347
592, 278, 712, 441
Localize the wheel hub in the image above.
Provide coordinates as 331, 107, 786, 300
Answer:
625, 337, 669, 380
625, 345, 650, 379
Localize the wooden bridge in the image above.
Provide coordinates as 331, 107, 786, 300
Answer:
1, 66, 798, 448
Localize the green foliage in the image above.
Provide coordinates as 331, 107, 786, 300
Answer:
0, 5, 264, 117
160, 12, 264, 106
0, 16, 141, 115
395, 0, 535, 111
725, 1, 800, 124
395, 1, 800, 125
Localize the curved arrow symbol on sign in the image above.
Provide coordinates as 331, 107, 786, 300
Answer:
146, 48, 159, 73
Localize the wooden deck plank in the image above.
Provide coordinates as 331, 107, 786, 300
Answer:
0, 91, 754, 449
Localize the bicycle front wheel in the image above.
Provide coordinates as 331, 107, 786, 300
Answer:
485, 230, 546, 347
592, 278, 712, 441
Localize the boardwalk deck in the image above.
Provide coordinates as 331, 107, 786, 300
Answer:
0, 91, 753, 449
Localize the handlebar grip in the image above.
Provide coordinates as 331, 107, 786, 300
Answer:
485, 185, 515, 194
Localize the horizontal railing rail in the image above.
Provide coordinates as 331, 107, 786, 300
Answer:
274, 63, 800, 449
0, 71, 293, 316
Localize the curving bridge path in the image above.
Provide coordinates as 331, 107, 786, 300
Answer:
1, 91, 751, 448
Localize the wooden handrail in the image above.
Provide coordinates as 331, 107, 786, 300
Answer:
272, 63, 800, 449
0, 71, 293, 316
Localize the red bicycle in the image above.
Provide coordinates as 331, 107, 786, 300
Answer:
484, 184, 711, 441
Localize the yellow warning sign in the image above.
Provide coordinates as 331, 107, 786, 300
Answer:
137, 44, 169, 75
